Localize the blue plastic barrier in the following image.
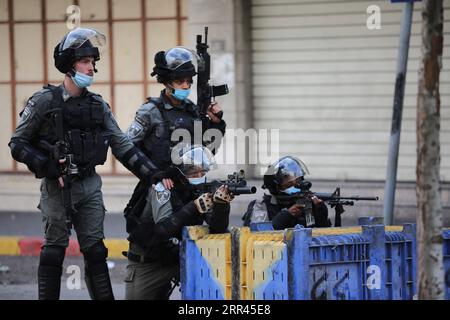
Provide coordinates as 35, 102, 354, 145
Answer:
444, 229, 450, 300
249, 222, 274, 232
254, 224, 416, 300
384, 225, 416, 299
180, 222, 448, 300
180, 226, 232, 300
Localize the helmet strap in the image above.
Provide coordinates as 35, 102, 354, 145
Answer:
68, 68, 76, 77
165, 82, 175, 94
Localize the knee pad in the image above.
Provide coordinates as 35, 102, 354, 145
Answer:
83, 241, 109, 276
83, 241, 108, 263
39, 246, 65, 278
40, 246, 65, 267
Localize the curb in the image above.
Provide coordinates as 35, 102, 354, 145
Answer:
0, 236, 128, 259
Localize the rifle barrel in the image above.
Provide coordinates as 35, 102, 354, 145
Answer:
315, 193, 378, 201
228, 186, 256, 195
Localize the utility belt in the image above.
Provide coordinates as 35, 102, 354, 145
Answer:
122, 251, 158, 264
68, 161, 96, 179
123, 237, 180, 264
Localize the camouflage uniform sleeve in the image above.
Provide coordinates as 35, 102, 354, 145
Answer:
151, 182, 202, 239
101, 101, 159, 181
101, 102, 134, 159
9, 90, 54, 177
125, 102, 159, 145
11, 89, 52, 143
149, 182, 173, 224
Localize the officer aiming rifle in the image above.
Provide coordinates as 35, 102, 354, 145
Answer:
276, 184, 379, 227
243, 156, 379, 229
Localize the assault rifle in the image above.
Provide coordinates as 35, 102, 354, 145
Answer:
38, 108, 78, 234
276, 184, 379, 227
190, 170, 256, 196
196, 26, 229, 118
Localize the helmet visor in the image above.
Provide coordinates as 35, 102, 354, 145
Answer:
269, 156, 309, 179
164, 47, 198, 72
175, 145, 217, 177
61, 27, 106, 51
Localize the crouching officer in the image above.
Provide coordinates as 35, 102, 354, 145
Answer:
124, 145, 233, 300
8, 28, 161, 300
242, 156, 332, 230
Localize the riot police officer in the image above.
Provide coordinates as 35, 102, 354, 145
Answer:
242, 156, 332, 230
125, 46, 226, 170
8, 27, 161, 300
124, 145, 233, 300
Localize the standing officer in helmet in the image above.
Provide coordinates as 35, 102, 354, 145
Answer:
242, 156, 331, 230
126, 47, 226, 170
122, 46, 228, 286
124, 145, 233, 300
9, 27, 161, 300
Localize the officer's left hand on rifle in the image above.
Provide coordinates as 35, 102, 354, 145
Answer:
213, 185, 234, 203
310, 195, 323, 206
207, 101, 223, 124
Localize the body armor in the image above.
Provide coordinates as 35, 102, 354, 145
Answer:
39, 85, 110, 177
139, 97, 201, 170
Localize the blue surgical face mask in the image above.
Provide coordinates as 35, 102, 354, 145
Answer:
71, 71, 94, 88
281, 186, 301, 195
188, 175, 206, 185
171, 88, 191, 101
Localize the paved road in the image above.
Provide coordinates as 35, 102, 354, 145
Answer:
0, 256, 181, 300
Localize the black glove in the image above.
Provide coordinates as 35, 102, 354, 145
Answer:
150, 166, 181, 185
42, 159, 62, 179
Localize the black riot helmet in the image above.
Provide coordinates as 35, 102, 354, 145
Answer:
54, 27, 106, 74
151, 47, 198, 83
262, 156, 310, 194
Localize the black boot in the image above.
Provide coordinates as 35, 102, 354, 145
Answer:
83, 241, 115, 300
38, 246, 65, 300
38, 265, 62, 300
85, 267, 115, 300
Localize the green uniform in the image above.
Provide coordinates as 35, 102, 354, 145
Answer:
11, 85, 134, 250
9, 83, 160, 300
124, 181, 230, 300
125, 182, 181, 300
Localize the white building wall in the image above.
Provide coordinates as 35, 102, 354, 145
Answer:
251, 0, 450, 182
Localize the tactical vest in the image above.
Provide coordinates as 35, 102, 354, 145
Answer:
141, 97, 202, 170
39, 85, 110, 176
124, 179, 201, 236
124, 179, 202, 264
242, 194, 309, 227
